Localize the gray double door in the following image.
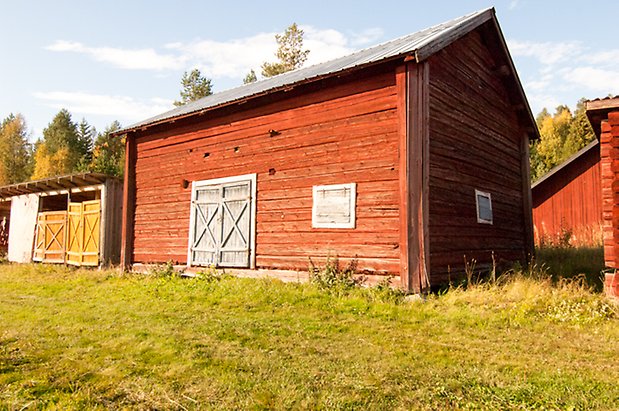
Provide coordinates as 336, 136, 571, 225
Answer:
189, 176, 254, 267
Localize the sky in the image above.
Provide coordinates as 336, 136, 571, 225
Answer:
1, 0, 618, 141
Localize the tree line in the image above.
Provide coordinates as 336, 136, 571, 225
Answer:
0, 111, 124, 185
529, 98, 596, 182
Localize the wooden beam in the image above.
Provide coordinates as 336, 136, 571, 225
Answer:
407, 61, 431, 293
120, 134, 137, 270
396, 64, 410, 291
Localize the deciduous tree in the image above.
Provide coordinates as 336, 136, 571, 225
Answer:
530, 99, 596, 181
0, 114, 32, 184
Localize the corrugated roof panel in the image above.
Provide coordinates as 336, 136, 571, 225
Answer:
118, 8, 493, 134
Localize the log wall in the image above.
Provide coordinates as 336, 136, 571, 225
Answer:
427, 29, 528, 281
600, 113, 619, 267
130, 67, 401, 274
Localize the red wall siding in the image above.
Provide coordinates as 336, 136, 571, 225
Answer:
427, 29, 528, 281
532, 144, 601, 246
130, 68, 401, 274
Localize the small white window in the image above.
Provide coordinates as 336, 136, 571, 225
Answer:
475, 189, 493, 224
312, 183, 356, 229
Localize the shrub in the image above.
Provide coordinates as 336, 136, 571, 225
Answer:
308, 256, 362, 292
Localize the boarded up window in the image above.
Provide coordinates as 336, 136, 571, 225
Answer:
475, 189, 493, 224
312, 183, 356, 228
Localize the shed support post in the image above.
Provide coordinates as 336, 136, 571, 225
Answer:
120, 134, 136, 271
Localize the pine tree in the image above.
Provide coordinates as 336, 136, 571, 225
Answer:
75, 118, 96, 172
243, 69, 258, 84
90, 121, 125, 177
174, 69, 213, 106
261, 23, 310, 77
32, 109, 86, 179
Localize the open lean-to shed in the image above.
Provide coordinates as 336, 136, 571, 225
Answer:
586, 96, 619, 299
115, 8, 538, 292
0, 173, 123, 267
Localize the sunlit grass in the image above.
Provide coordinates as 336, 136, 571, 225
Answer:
0, 263, 617, 409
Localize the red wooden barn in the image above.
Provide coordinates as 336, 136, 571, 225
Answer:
115, 8, 538, 292
586, 96, 619, 298
531, 141, 602, 246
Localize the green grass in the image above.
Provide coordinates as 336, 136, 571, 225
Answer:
536, 246, 605, 290
0, 264, 618, 410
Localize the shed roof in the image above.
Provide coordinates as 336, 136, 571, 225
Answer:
116, 7, 537, 139
0, 173, 117, 201
531, 140, 599, 191
586, 96, 619, 137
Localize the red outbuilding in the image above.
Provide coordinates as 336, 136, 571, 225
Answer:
115, 8, 538, 292
586, 96, 619, 299
531, 141, 602, 246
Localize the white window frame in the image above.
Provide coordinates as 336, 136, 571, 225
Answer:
475, 189, 493, 225
312, 183, 356, 229
187, 173, 257, 268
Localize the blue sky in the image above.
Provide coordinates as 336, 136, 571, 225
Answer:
1, 0, 618, 140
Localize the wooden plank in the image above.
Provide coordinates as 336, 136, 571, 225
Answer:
407, 61, 430, 292
121, 135, 137, 269
396, 64, 410, 291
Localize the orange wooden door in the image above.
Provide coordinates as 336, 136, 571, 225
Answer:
81, 200, 100, 266
33, 211, 67, 263
66, 202, 83, 266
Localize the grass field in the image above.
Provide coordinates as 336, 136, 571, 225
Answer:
535, 246, 605, 291
0, 263, 618, 410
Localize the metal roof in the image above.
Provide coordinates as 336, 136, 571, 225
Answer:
117, 8, 497, 134
531, 140, 599, 190
586, 96, 619, 137
0, 172, 118, 200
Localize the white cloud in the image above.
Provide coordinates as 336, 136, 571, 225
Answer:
579, 49, 619, 66
562, 67, 619, 92
33, 91, 173, 120
165, 26, 357, 78
46, 25, 380, 78
350, 28, 384, 47
46, 40, 186, 70
507, 39, 619, 111
508, 40, 582, 66
527, 93, 560, 113
166, 32, 276, 78
509, 0, 519, 10
303, 26, 355, 65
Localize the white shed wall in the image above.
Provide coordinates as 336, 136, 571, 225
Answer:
8, 194, 39, 263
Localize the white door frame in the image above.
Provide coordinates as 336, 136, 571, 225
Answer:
187, 173, 257, 269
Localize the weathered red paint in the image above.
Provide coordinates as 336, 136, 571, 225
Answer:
121, 21, 536, 291
532, 143, 602, 246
